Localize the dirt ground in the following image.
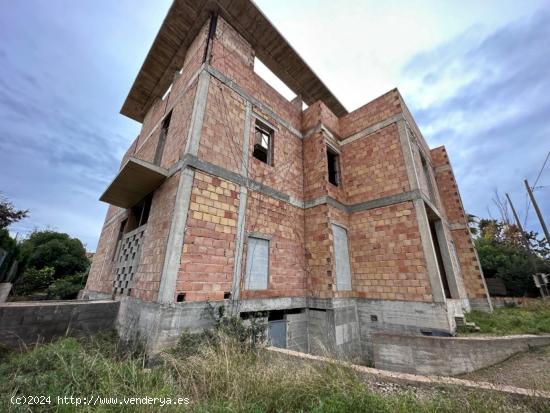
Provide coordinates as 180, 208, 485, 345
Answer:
460, 346, 550, 391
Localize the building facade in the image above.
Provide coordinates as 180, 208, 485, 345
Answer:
84, 0, 491, 358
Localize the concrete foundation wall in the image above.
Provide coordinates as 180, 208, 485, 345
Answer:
373, 333, 550, 376
286, 310, 308, 352
116, 296, 223, 352
0, 300, 119, 349
357, 299, 452, 359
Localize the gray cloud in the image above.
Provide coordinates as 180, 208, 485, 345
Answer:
402, 7, 550, 235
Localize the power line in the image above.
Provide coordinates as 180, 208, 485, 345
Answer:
533, 151, 550, 188
523, 151, 549, 227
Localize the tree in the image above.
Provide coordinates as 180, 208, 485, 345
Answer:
19, 230, 89, 278
0, 194, 28, 229
471, 216, 550, 296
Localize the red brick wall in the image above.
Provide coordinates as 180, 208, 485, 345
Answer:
340, 89, 401, 138
348, 202, 433, 301
304, 204, 333, 298
302, 101, 340, 136
130, 173, 180, 302
210, 17, 302, 132
177, 171, 239, 301
241, 190, 306, 299
86, 214, 121, 295
199, 77, 246, 174
431, 146, 487, 299
341, 124, 410, 204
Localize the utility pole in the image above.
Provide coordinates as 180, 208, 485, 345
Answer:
506, 193, 526, 233
524, 179, 550, 244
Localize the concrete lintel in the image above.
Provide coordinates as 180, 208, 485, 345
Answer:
238, 297, 307, 312
251, 111, 279, 132
347, 190, 419, 213
246, 231, 272, 241
435, 164, 452, 173
205, 64, 303, 139
413, 199, 446, 303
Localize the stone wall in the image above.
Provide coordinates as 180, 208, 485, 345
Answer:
0, 300, 119, 349
373, 332, 550, 375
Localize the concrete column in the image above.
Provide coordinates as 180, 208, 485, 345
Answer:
413, 199, 446, 303
396, 120, 420, 191
157, 70, 211, 304
434, 220, 461, 299
230, 102, 252, 309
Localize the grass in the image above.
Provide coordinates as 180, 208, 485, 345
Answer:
460, 300, 550, 336
0, 332, 548, 412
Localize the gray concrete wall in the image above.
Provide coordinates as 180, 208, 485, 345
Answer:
116, 296, 221, 352
286, 310, 308, 352
357, 299, 452, 360
373, 332, 550, 376
0, 283, 11, 303
0, 300, 119, 349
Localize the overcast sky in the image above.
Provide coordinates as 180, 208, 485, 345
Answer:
1, 0, 549, 250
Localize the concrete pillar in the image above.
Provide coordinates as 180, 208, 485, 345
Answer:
158, 70, 211, 304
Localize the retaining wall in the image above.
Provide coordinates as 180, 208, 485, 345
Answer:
373, 332, 550, 376
0, 300, 119, 349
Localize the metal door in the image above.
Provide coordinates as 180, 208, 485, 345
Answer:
268, 320, 286, 348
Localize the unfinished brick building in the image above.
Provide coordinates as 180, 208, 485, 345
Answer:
84, 0, 491, 358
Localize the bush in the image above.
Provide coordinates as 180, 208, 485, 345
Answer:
19, 230, 89, 278
47, 274, 87, 300
15, 267, 55, 296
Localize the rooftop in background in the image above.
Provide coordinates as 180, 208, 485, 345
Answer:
120, 0, 347, 123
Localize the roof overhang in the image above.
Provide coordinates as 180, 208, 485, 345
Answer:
100, 157, 169, 209
121, 0, 347, 122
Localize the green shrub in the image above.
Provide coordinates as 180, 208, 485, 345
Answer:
47, 274, 86, 299
463, 301, 550, 335
15, 266, 55, 296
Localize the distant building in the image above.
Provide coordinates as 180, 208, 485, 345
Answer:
84, 0, 491, 357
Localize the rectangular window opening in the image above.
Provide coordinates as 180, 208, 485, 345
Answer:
253, 121, 273, 165
154, 111, 172, 165
245, 236, 269, 290
327, 147, 341, 186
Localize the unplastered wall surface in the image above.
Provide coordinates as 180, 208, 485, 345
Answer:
341, 123, 410, 204
177, 171, 240, 301
339, 89, 401, 138
131, 172, 181, 302
199, 76, 246, 174
304, 204, 333, 298
210, 16, 301, 131
241, 190, 306, 300
431, 147, 489, 302
348, 202, 433, 302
